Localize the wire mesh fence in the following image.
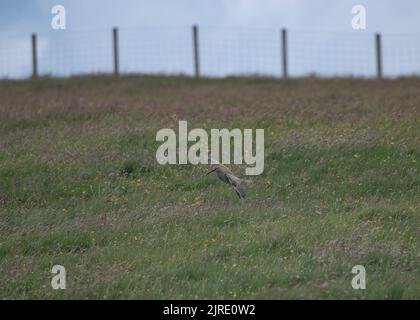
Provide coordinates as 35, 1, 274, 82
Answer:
289, 31, 376, 77
0, 26, 419, 79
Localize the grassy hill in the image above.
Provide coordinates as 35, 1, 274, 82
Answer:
0, 76, 418, 299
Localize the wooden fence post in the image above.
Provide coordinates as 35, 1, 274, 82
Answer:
113, 27, 119, 76
375, 33, 382, 78
192, 25, 200, 78
281, 28, 288, 79
31, 33, 38, 78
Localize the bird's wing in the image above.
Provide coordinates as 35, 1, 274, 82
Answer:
226, 173, 246, 198
225, 172, 239, 184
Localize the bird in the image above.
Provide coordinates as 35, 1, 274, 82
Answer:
206, 163, 246, 199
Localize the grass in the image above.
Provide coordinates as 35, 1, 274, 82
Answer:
0, 75, 418, 299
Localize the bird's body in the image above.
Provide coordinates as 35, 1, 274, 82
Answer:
207, 163, 245, 198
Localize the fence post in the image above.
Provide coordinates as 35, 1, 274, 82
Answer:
192, 25, 200, 78
113, 27, 119, 76
281, 28, 288, 79
31, 33, 38, 78
375, 33, 382, 78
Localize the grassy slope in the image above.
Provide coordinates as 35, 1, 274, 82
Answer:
0, 76, 418, 299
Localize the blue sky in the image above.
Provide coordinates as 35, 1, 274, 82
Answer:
1, 0, 420, 78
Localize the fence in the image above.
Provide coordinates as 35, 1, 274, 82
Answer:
1, 26, 420, 79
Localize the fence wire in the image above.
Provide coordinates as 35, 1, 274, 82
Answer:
0, 26, 419, 79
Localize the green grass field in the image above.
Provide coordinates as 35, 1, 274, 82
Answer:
0, 76, 418, 299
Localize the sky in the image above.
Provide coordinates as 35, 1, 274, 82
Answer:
1, 0, 420, 78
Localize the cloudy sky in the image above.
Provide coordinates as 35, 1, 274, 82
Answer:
1, 0, 419, 78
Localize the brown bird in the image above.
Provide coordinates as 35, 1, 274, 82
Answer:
206, 163, 246, 198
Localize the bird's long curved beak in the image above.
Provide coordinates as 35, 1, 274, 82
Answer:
206, 168, 217, 175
